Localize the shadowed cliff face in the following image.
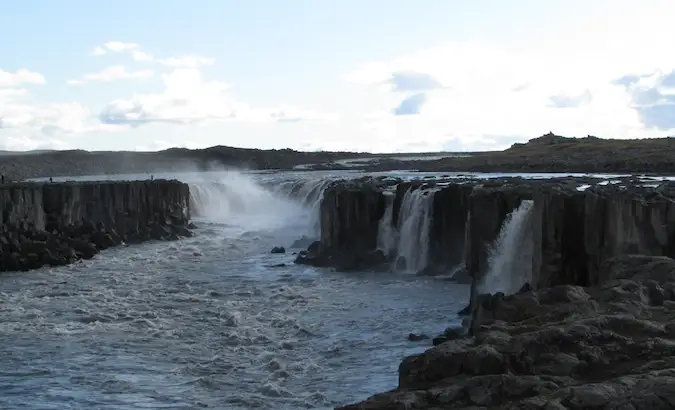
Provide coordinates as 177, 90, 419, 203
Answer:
0, 180, 192, 272
322, 177, 675, 409
303, 176, 675, 294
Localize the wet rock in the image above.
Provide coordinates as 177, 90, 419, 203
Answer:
432, 326, 467, 346
290, 235, 314, 249
408, 333, 430, 342
518, 282, 533, 294
457, 304, 472, 316
0, 180, 193, 273
337, 255, 675, 409
270, 246, 286, 254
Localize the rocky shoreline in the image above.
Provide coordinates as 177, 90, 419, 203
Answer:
0, 180, 194, 272
337, 254, 675, 409
290, 174, 675, 409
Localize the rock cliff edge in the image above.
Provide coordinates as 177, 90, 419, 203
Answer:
0, 180, 193, 272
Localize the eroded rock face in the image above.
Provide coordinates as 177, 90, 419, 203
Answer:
295, 178, 390, 271
0, 180, 193, 272
336, 255, 675, 410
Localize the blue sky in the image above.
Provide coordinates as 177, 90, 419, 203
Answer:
1, 0, 674, 152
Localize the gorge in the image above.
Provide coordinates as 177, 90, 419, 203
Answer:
2, 170, 675, 409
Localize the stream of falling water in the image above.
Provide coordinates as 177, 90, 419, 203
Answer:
480, 199, 535, 295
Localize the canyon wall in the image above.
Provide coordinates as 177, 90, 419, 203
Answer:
0, 180, 192, 272
305, 176, 675, 298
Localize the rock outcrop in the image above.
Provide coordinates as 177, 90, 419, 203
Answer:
302, 176, 675, 292
295, 177, 390, 270
0, 180, 193, 272
317, 176, 675, 409
336, 255, 675, 410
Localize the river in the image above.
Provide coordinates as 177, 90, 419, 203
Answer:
1, 169, 469, 409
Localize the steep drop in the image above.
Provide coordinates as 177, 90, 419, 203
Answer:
376, 186, 435, 274
479, 199, 535, 295
188, 171, 329, 241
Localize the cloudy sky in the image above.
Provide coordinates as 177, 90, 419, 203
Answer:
1, 0, 674, 153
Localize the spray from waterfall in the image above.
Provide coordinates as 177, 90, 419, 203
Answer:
377, 186, 434, 274
187, 171, 331, 241
480, 199, 535, 295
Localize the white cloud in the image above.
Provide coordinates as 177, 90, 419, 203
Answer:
67, 65, 154, 85
90, 47, 107, 56
99, 68, 337, 126
0, 68, 46, 88
90, 41, 150, 61
157, 56, 216, 68
0, 69, 122, 150
132, 50, 154, 62
341, 4, 675, 151
102, 41, 139, 53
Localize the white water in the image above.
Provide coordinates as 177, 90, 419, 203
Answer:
1, 170, 468, 410
376, 192, 397, 256
376, 186, 434, 274
188, 171, 334, 242
480, 199, 535, 295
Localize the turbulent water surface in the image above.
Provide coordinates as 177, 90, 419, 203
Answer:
1, 170, 469, 410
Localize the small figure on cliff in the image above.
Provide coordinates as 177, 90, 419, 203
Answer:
1, 174, 4, 184
49, 177, 53, 183
151, 174, 154, 180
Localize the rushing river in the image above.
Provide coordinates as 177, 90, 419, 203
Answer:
1, 170, 469, 410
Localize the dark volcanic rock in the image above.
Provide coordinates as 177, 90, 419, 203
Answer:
294, 180, 389, 271
408, 333, 430, 342
0, 180, 193, 273
270, 246, 286, 254
337, 255, 675, 410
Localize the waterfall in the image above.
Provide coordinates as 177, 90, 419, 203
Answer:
376, 186, 434, 274
272, 178, 334, 238
480, 199, 535, 295
187, 171, 332, 240
377, 192, 398, 256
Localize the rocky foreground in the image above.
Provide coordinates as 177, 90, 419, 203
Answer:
338, 255, 675, 410
0, 180, 193, 272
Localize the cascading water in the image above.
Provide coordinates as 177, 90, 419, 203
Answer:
376, 186, 434, 274
274, 178, 335, 238
187, 171, 326, 242
395, 188, 434, 274
377, 192, 398, 256
480, 199, 535, 295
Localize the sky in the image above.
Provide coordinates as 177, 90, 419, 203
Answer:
1, 0, 675, 153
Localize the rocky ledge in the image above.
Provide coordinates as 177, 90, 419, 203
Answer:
302, 175, 675, 409
337, 254, 675, 410
0, 180, 193, 272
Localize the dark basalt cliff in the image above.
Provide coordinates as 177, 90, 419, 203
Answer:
302, 176, 675, 409
0, 180, 193, 272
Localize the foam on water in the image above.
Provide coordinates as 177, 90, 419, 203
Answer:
0, 170, 467, 410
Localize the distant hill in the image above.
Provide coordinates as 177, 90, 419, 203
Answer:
3, 134, 675, 180
0, 149, 56, 156
413, 133, 675, 174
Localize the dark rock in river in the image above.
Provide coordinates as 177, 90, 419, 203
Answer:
407, 333, 430, 342
0, 180, 193, 273
270, 246, 286, 254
